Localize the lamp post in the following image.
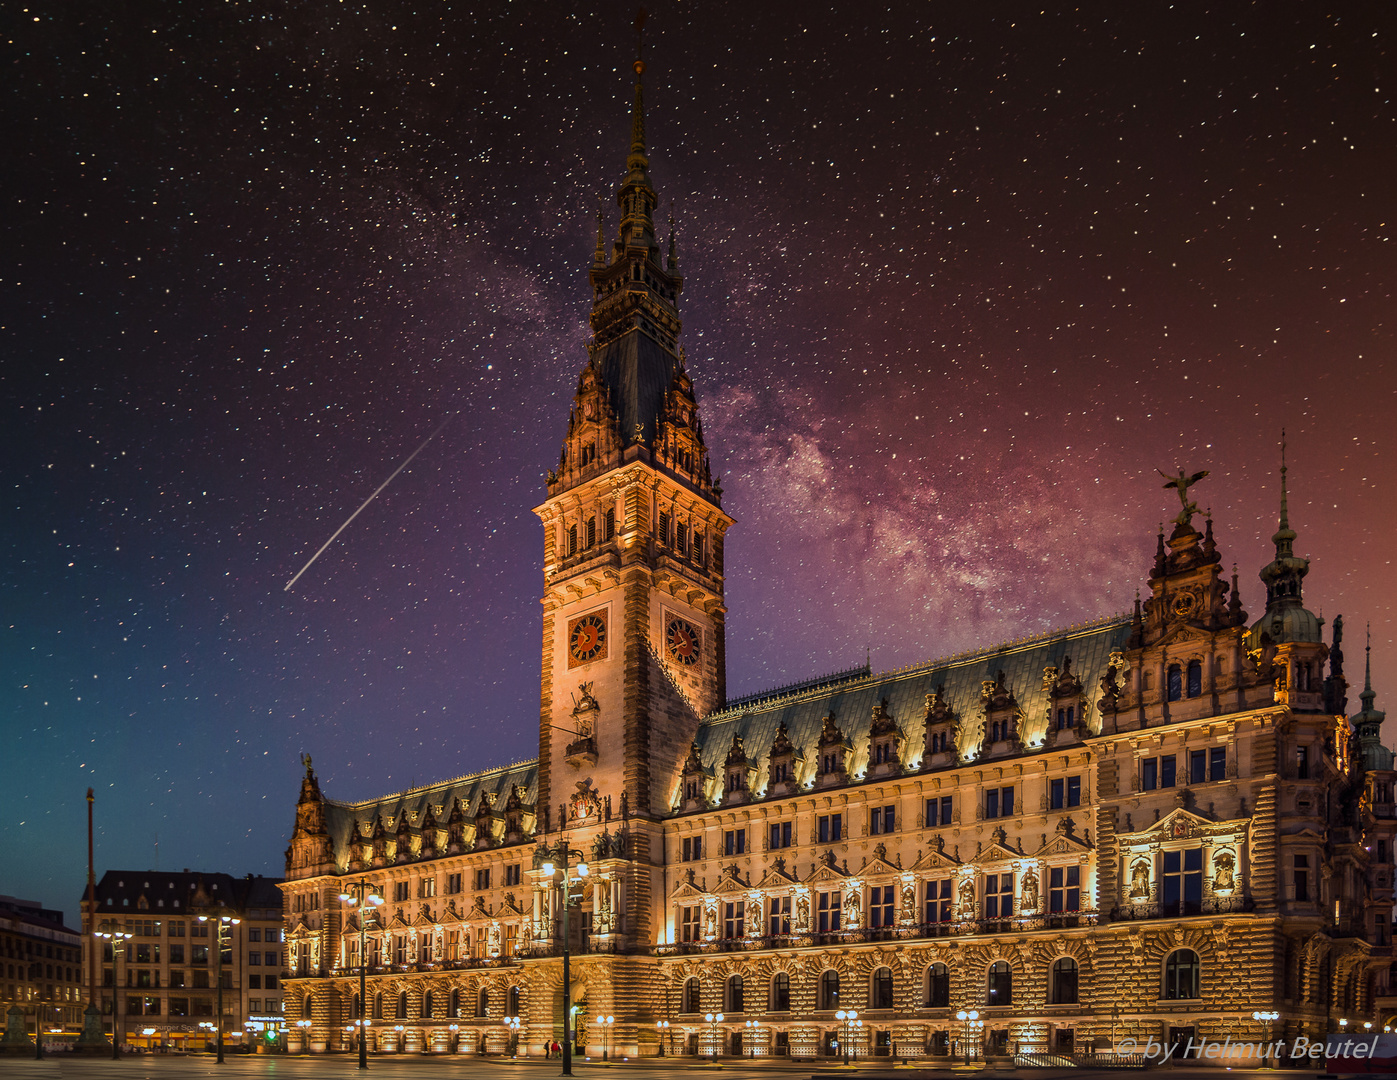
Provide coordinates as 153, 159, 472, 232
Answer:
596, 1015, 613, 1062
656, 1019, 670, 1056
1252, 1010, 1279, 1066
338, 878, 384, 1069
835, 1009, 859, 1065
1111, 1004, 1121, 1056
197, 912, 240, 1063
955, 1009, 980, 1066
704, 1012, 725, 1061
94, 929, 132, 1059
744, 1019, 760, 1058
540, 848, 589, 1076
505, 1015, 522, 1058
295, 1018, 312, 1054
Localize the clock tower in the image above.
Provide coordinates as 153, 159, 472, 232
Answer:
533, 40, 733, 851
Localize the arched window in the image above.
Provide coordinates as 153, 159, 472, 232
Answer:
476, 988, 490, 1018
1167, 665, 1183, 702
397, 991, 407, 1019
373, 992, 383, 1020
987, 961, 1012, 1006
871, 967, 894, 1010
567, 524, 578, 557
1187, 659, 1203, 698
925, 963, 950, 1008
682, 977, 701, 1014
352, 993, 361, 1020
820, 970, 841, 1010
770, 973, 790, 1012
508, 986, 520, 1016
726, 974, 745, 1013
1051, 957, 1078, 1004
1163, 949, 1200, 1000
450, 989, 461, 1018
423, 990, 435, 1018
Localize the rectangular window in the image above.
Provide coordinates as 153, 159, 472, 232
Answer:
986, 788, 999, 818
1142, 758, 1158, 791
924, 879, 952, 924
393, 882, 409, 902
586, 516, 597, 548
682, 836, 703, 861
191, 946, 209, 965
1050, 778, 1064, 810
869, 885, 895, 929
925, 795, 953, 827
248, 929, 261, 943
1294, 854, 1310, 902
658, 511, 671, 545
422, 877, 437, 898
169, 921, 185, 937
1162, 848, 1204, 914
1190, 749, 1207, 784
1379, 841, 1390, 865
504, 865, 521, 887
817, 814, 842, 843
394, 936, 407, 965
817, 891, 842, 933
265, 950, 277, 968
1067, 776, 1081, 807
676, 523, 687, 555
984, 873, 1015, 919
604, 508, 616, 541
1209, 747, 1226, 781
694, 533, 705, 563
680, 906, 701, 942
768, 896, 791, 937
474, 869, 491, 891
1049, 866, 1081, 912
247, 974, 261, 990
769, 821, 793, 849
248, 952, 261, 966
870, 805, 896, 835
723, 829, 746, 856
1297, 745, 1310, 779
723, 901, 745, 939
1161, 755, 1176, 787
169, 945, 184, 965
986, 786, 1014, 818
447, 873, 463, 894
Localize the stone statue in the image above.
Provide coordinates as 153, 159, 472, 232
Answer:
795, 893, 810, 929
1020, 869, 1040, 912
844, 888, 861, 927
1159, 467, 1209, 528
705, 907, 718, 938
1212, 851, 1236, 892
1129, 859, 1151, 899
957, 877, 976, 919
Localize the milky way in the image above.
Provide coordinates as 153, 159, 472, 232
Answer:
4, 2, 1394, 913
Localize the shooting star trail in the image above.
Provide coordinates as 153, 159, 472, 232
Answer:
284, 413, 457, 592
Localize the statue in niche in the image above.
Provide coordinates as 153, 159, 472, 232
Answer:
1020, 869, 1040, 912
704, 907, 718, 938
1129, 860, 1151, 899
795, 893, 810, 930
1212, 851, 1236, 892
901, 879, 915, 913
957, 878, 976, 919
844, 888, 861, 927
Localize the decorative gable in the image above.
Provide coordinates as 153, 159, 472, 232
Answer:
921, 684, 959, 767
814, 712, 851, 789
867, 698, 904, 779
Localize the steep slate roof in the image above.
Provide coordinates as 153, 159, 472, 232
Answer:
689, 615, 1132, 791
592, 329, 678, 446
324, 759, 538, 861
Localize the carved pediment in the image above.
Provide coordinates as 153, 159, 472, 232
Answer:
1030, 830, 1094, 858
712, 866, 750, 894
499, 892, 525, 917
909, 844, 963, 873
754, 860, 799, 889
411, 904, 435, 927
859, 848, 900, 878
769, 721, 796, 759
974, 841, 1023, 866
803, 853, 851, 884
669, 877, 708, 901
386, 910, 410, 930
1123, 807, 1234, 843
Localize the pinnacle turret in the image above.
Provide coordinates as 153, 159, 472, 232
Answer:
1249, 434, 1321, 646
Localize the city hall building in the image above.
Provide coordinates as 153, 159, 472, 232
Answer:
279, 42, 1396, 1061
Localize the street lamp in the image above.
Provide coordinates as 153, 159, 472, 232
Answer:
94, 929, 133, 1059
295, 1018, 312, 1054
197, 912, 240, 1063
656, 1019, 670, 1056
955, 1009, 980, 1066
704, 1012, 725, 1061
505, 1015, 522, 1057
744, 1019, 760, 1058
596, 1015, 613, 1062
835, 1009, 859, 1065
540, 849, 589, 1076
338, 878, 384, 1069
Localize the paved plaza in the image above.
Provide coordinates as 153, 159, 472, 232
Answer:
0, 1057, 1333, 1080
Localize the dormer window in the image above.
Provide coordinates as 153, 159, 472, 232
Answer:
579, 443, 596, 468
821, 752, 840, 775
874, 743, 893, 765
685, 779, 700, 801
1055, 707, 1076, 730
725, 770, 744, 794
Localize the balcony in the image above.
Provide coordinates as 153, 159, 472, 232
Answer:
1111, 897, 1252, 921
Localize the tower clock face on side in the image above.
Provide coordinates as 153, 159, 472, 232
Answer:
568, 611, 608, 667
666, 615, 701, 666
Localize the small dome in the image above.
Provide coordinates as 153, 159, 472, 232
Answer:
1246, 604, 1323, 649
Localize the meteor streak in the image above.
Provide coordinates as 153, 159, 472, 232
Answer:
283, 413, 457, 592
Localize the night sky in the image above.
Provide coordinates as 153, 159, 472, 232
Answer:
4, 2, 1395, 920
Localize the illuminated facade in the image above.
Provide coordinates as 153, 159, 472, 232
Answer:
279, 42, 1396, 1061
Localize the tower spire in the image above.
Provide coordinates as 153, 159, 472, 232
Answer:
630, 9, 648, 160
1363, 622, 1377, 710
1272, 429, 1296, 557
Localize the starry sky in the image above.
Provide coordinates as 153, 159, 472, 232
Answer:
4, 1, 1395, 921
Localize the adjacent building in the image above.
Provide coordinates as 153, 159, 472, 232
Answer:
278, 34, 1396, 1063
82, 871, 284, 1051
0, 896, 84, 1034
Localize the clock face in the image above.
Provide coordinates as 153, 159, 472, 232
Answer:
568, 612, 608, 667
666, 616, 701, 666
